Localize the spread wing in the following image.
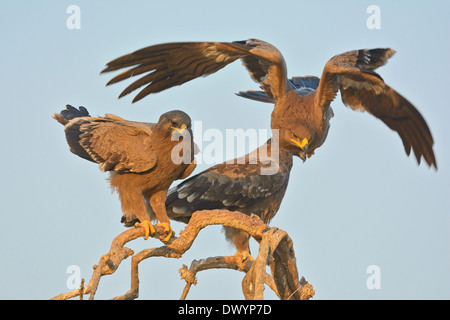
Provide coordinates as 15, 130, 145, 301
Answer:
314, 48, 437, 169
55, 105, 158, 173
166, 161, 289, 224
101, 39, 289, 103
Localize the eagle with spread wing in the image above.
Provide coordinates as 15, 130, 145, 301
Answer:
54, 105, 196, 241
101, 39, 437, 168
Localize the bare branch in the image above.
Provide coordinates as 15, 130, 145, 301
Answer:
51, 209, 314, 300
178, 256, 242, 300
178, 255, 280, 300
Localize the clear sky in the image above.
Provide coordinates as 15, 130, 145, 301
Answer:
0, 0, 448, 300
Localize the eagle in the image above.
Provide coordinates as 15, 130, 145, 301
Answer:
53, 105, 196, 241
101, 39, 437, 169
165, 125, 308, 263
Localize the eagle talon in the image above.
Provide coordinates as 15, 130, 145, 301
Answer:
156, 222, 173, 242
234, 250, 254, 269
135, 220, 156, 240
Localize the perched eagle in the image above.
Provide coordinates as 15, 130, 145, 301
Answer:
165, 126, 308, 262
101, 39, 437, 168
54, 105, 196, 241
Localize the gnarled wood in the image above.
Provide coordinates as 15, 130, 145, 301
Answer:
51, 210, 314, 300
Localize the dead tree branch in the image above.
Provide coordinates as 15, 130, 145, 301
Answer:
51, 210, 314, 300
178, 255, 279, 300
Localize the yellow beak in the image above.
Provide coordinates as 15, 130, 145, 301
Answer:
290, 137, 309, 150
171, 123, 187, 133
291, 137, 309, 162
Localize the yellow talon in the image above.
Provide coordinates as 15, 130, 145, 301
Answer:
155, 222, 173, 242
233, 250, 254, 270
234, 250, 254, 262
135, 220, 155, 240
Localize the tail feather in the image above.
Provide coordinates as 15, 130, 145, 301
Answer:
236, 75, 320, 103
235, 90, 275, 103
290, 76, 320, 92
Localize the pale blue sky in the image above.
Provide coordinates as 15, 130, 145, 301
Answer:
0, 0, 448, 299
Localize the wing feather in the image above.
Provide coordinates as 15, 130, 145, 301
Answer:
315, 48, 436, 168
61, 111, 158, 173
166, 162, 289, 223
102, 39, 288, 103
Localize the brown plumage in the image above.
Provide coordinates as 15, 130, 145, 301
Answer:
165, 127, 307, 261
54, 105, 196, 241
101, 39, 437, 169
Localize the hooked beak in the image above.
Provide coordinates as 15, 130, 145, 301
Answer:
291, 138, 309, 162
171, 123, 187, 134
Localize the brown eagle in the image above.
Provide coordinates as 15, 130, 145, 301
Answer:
165, 126, 307, 263
101, 39, 436, 169
54, 105, 196, 241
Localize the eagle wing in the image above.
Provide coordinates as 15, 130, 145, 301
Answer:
55, 105, 158, 173
166, 161, 289, 224
101, 39, 289, 103
314, 48, 436, 168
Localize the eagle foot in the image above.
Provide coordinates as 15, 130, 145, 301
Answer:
155, 222, 173, 242
234, 250, 254, 270
135, 220, 156, 240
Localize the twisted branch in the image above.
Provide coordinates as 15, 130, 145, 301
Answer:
51, 209, 314, 300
